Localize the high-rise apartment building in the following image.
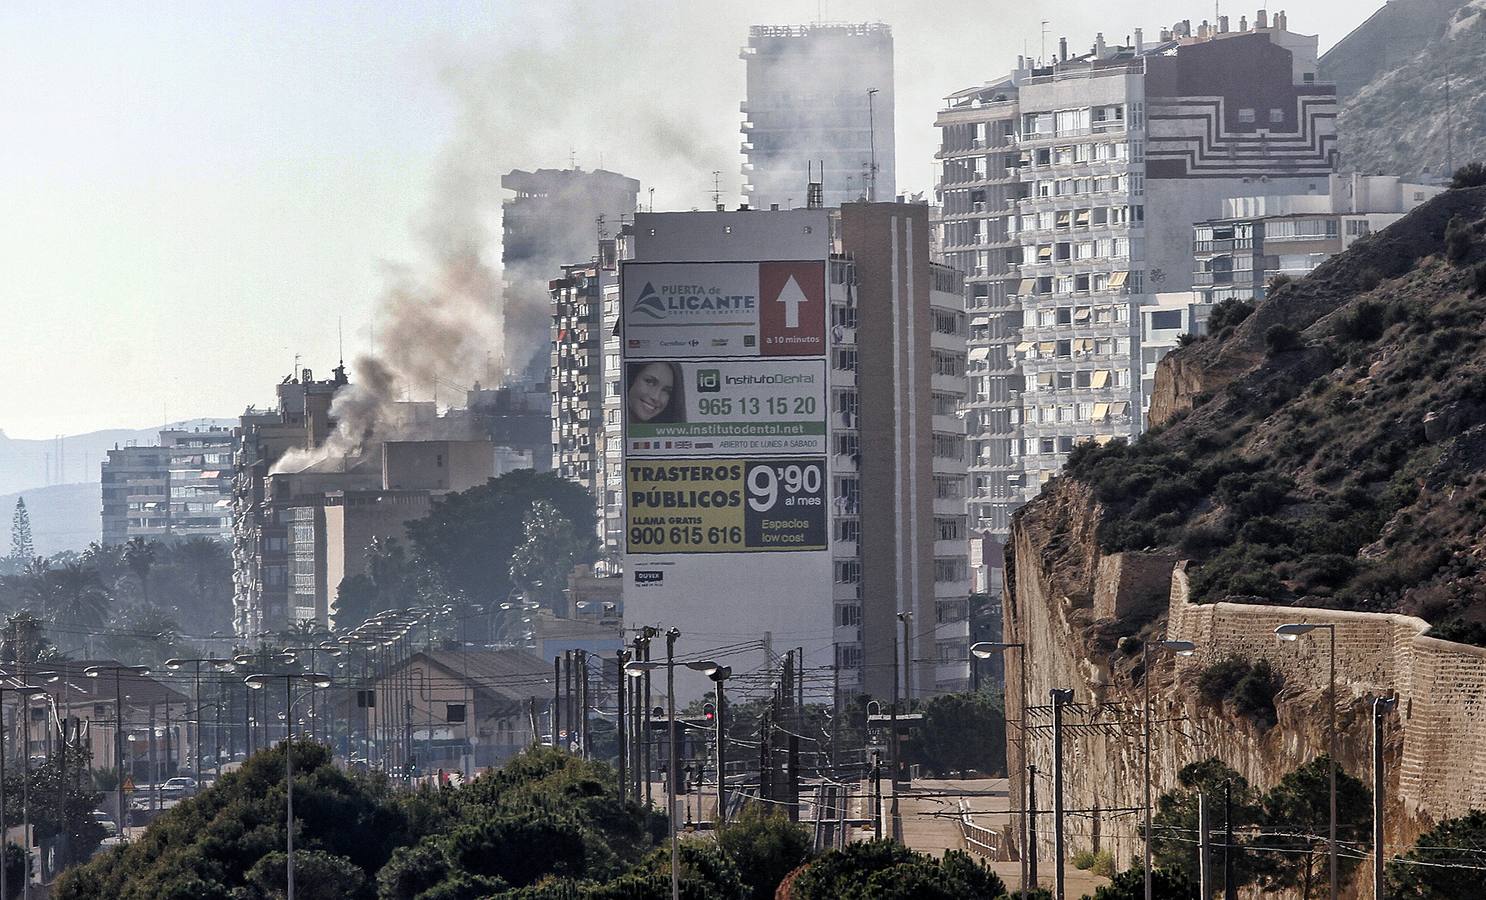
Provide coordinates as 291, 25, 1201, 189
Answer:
617, 202, 969, 701
938, 12, 1340, 555
740, 24, 895, 210
101, 427, 235, 546
550, 244, 620, 532
502, 167, 639, 376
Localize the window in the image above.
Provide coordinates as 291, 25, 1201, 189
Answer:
936, 600, 968, 624
1150, 310, 1184, 330
933, 392, 961, 416
932, 352, 964, 377
932, 433, 965, 460
446, 704, 467, 723
835, 603, 862, 627
935, 517, 965, 541
934, 558, 966, 582
835, 645, 863, 669
834, 518, 861, 543
834, 560, 862, 583
1269, 108, 1285, 124
1238, 108, 1256, 124
935, 475, 964, 499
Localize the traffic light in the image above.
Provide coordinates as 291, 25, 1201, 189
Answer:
703, 702, 716, 722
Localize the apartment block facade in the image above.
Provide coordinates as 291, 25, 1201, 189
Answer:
741, 23, 895, 209
1194, 173, 1444, 304
101, 428, 235, 545
938, 12, 1340, 547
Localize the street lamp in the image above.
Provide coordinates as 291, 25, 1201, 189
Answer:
972, 642, 1029, 899
1276, 621, 1338, 900
83, 665, 150, 837
165, 657, 223, 791
1140, 638, 1196, 900
245, 672, 333, 900
625, 626, 680, 900
0, 684, 49, 900
686, 660, 732, 827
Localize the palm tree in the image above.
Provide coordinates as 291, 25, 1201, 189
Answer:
19, 556, 58, 613
48, 562, 112, 634
123, 536, 157, 604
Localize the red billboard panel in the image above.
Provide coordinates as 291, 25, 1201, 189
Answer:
757, 261, 826, 357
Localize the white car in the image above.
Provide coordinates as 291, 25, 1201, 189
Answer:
89, 810, 119, 838
161, 776, 198, 798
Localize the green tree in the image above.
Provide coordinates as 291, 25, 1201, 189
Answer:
100, 604, 181, 670
8, 500, 34, 563
1257, 755, 1372, 899
0, 612, 58, 666
406, 470, 597, 607
10, 751, 106, 876
903, 691, 1006, 777
1385, 809, 1486, 898
45, 562, 112, 639
715, 804, 813, 900
791, 841, 1005, 900
1087, 864, 1196, 899
509, 499, 589, 607
244, 850, 369, 900
1150, 758, 1266, 888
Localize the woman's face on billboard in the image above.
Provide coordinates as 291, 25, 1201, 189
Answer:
629, 362, 675, 421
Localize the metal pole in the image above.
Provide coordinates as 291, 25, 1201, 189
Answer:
114, 670, 125, 835
889, 616, 901, 839
643, 637, 653, 810
21, 699, 29, 900
1328, 626, 1337, 900
665, 629, 679, 900
1199, 792, 1211, 900
1028, 764, 1039, 889
871, 752, 882, 840
1224, 780, 1236, 900
715, 676, 726, 827
617, 650, 627, 804
1143, 642, 1153, 900
1052, 689, 1070, 900
1374, 697, 1393, 900
194, 664, 202, 790
286, 678, 295, 900
552, 657, 561, 749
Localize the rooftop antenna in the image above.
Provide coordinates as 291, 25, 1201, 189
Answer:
649, 187, 655, 212
337, 317, 344, 368
711, 171, 722, 209
569, 148, 577, 168
867, 88, 880, 202
1041, 20, 1049, 66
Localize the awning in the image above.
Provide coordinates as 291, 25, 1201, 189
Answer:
1092, 403, 1110, 419
969, 347, 991, 361
1112, 402, 1130, 416
1075, 210, 1091, 226
215, 499, 231, 508
1074, 307, 1091, 321
1014, 341, 1034, 353
200, 470, 220, 478
1094, 435, 1115, 446
1108, 271, 1129, 288
1056, 211, 1071, 228
1037, 373, 1055, 387
1091, 370, 1110, 388
1017, 278, 1037, 296
1038, 246, 1052, 260
1075, 338, 1094, 352
1038, 342, 1055, 354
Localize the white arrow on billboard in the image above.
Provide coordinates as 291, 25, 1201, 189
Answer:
775, 274, 807, 329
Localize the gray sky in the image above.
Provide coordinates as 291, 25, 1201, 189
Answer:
0, 0, 1381, 439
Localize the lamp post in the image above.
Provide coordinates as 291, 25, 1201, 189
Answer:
83, 665, 150, 839
165, 657, 222, 792
971, 642, 1028, 899
1277, 622, 1338, 900
0, 683, 49, 900
244, 672, 334, 900
1140, 638, 1196, 900
686, 661, 732, 827
1050, 688, 1074, 900
1373, 695, 1396, 900
891, 610, 912, 840
280, 644, 345, 744
624, 626, 681, 900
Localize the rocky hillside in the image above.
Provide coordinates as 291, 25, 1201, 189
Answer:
1330, 0, 1486, 178
1063, 185, 1486, 638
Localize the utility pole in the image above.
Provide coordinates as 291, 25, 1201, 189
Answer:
1199, 792, 1212, 900
1027, 764, 1039, 889
617, 650, 627, 803
1374, 696, 1397, 900
871, 751, 883, 840
867, 89, 879, 202
1224, 780, 1236, 900
552, 656, 561, 749
1051, 689, 1073, 900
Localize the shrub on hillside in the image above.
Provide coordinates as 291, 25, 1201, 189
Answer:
1445, 214, 1473, 264
1265, 324, 1301, 354
1206, 297, 1254, 335
1453, 161, 1486, 189
1474, 260, 1486, 296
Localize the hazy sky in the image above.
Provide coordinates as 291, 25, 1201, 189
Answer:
0, 0, 1381, 439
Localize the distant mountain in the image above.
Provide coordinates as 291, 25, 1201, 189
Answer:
0, 483, 100, 557
1322, 0, 1486, 179
0, 418, 235, 496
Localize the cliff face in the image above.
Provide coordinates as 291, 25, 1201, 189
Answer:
1004, 187, 1486, 897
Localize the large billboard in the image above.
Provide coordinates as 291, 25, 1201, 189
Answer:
624, 359, 826, 457
625, 457, 827, 553
622, 261, 825, 357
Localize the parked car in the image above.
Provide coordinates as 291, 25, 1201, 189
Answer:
89, 810, 118, 838
161, 776, 198, 798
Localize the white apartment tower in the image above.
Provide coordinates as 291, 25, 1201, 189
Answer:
741, 24, 896, 210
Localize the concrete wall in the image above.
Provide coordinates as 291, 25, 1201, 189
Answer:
383, 440, 494, 492
324, 491, 431, 625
